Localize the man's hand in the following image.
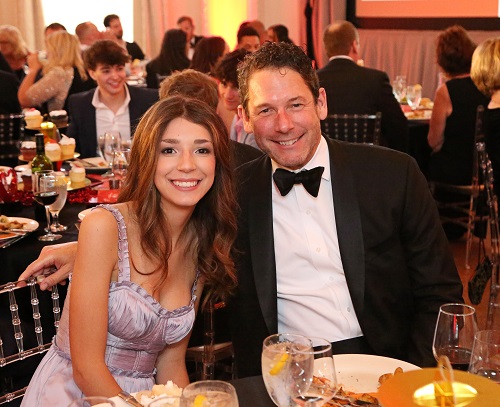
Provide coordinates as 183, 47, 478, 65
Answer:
18, 241, 78, 290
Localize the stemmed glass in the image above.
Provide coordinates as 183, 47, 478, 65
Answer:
181, 380, 238, 407
468, 330, 500, 382
392, 75, 407, 103
33, 170, 62, 241
112, 148, 131, 182
432, 303, 478, 371
406, 85, 422, 110
262, 333, 314, 407
48, 171, 67, 232
98, 131, 121, 177
293, 337, 337, 407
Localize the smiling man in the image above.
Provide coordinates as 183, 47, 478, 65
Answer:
66, 40, 158, 158
229, 41, 463, 377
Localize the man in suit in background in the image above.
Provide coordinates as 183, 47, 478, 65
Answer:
67, 40, 158, 158
177, 16, 203, 60
317, 21, 409, 152
103, 14, 145, 61
230, 41, 462, 377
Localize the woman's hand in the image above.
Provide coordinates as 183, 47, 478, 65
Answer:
26, 52, 42, 72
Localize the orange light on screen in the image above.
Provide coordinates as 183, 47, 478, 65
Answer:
206, 0, 247, 50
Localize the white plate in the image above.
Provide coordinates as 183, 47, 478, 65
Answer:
334, 354, 421, 393
14, 164, 30, 172
0, 217, 39, 240
80, 157, 108, 168
78, 208, 93, 220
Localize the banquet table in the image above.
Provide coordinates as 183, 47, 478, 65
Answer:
231, 376, 275, 407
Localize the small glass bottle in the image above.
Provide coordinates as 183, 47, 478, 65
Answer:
40, 114, 58, 143
31, 133, 53, 173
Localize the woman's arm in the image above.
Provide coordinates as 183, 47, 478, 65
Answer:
427, 84, 452, 152
17, 53, 42, 108
69, 208, 122, 397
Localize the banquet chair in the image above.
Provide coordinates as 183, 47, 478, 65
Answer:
321, 112, 382, 145
0, 114, 24, 168
0, 278, 61, 404
185, 300, 235, 381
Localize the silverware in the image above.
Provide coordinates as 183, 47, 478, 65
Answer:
0, 234, 27, 249
0, 229, 27, 236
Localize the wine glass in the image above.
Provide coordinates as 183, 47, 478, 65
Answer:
68, 396, 116, 406
293, 337, 337, 407
432, 303, 478, 371
181, 380, 238, 407
392, 75, 407, 103
468, 330, 500, 382
406, 85, 422, 110
33, 170, 62, 241
98, 131, 121, 177
262, 333, 314, 407
48, 171, 68, 232
112, 148, 131, 182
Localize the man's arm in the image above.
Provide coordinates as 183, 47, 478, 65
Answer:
18, 242, 78, 290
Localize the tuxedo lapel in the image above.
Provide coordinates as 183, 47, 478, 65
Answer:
247, 157, 278, 334
326, 137, 366, 316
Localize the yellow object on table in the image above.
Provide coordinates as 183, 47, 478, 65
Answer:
378, 368, 500, 407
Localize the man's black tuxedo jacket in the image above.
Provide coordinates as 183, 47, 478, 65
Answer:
317, 58, 409, 153
229, 137, 463, 378
67, 85, 158, 158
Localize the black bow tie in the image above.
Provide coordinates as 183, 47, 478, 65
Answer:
273, 166, 325, 197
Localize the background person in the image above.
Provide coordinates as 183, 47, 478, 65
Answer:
177, 15, 203, 60
20, 96, 237, 405
103, 14, 145, 61
0, 24, 28, 81
189, 36, 229, 77
267, 24, 294, 44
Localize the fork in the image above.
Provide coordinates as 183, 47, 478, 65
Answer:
0, 233, 28, 249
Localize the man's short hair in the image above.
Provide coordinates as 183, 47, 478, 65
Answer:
237, 42, 320, 114
237, 26, 259, 45
103, 14, 120, 28
323, 21, 359, 58
159, 69, 219, 109
177, 16, 193, 26
83, 39, 130, 71
44, 22, 66, 34
214, 49, 248, 87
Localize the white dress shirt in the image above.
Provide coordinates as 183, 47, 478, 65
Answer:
92, 86, 132, 156
272, 136, 363, 342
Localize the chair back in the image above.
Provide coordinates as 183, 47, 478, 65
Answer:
0, 278, 60, 404
321, 112, 382, 145
0, 114, 24, 168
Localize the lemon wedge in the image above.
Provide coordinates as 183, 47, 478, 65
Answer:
193, 394, 207, 407
269, 353, 289, 376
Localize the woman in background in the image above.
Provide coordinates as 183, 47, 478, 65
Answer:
0, 24, 28, 81
18, 31, 85, 113
146, 29, 190, 89
20, 96, 237, 405
267, 24, 293, 44
190, 36, 228, 77
471, 37, 500, 198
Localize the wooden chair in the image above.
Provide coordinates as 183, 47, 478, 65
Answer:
0, 278, 61, 404
321, 112, 382, 145
185, 300, 235, 381
0, 114, 24, 168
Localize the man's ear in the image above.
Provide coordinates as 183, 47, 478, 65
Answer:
88, 70, 97, 81
317, 88, 328, 120
238, 105, 253, 133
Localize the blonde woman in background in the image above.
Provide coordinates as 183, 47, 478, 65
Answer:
0, 24, 29, 81
18, 31, 86, 112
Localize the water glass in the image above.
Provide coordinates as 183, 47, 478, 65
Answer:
67, 396, 116, 406
98, 131, 121, 177
262, 333, 313, 407
112, 148, 131, 181
406, 85, 422, 110
468, 330, 500, 383
392, 75, 407, 103
181, 380, 238, 407
432, 303, 478, 371
49, 171, 68, 232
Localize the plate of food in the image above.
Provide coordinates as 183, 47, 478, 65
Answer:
75, 157, 110, 174
109, 381, 182, 406
0, 216, 39, 240
66, 177, 91, 191
334, 354, 421, 394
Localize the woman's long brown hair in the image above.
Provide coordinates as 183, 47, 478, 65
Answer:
118, 96, 237, 302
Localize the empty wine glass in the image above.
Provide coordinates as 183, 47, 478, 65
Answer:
68, 396, 116, 407
112, 148, 131, 182
98, 131, 121, 177
406, 85, 422, 110
48, 171, 68, 232
262, 333, 313, 407
432, 303, 478, 371
293, 337, 337, 407
33, 170, 62, 241
468, 330, 500, 382
392, 75, 407, 103
181, 380, 238, 407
